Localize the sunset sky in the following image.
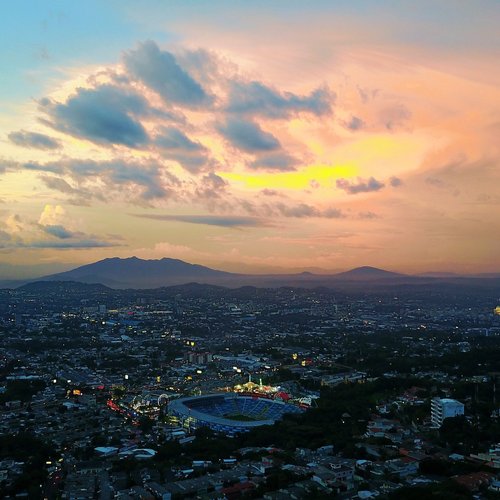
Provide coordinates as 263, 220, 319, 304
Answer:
1, 0, 499, 278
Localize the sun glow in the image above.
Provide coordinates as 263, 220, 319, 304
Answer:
220, 163, 357, 190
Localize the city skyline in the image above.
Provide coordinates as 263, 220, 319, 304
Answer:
1, 1, 499, 278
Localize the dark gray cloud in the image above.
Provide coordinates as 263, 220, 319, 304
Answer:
217, 118, 281, 152
358, 211, 380, 219
26, 239, 120, 249
104, 162, 171, 200
195, 172, 228, 199
226, 81, 333, 118
0, 230, 12, 243
322, 207, 345, 218
156, 127, 203, 152
123, 41, 212, 108
24, 162, 63, 174
39, 176, 88, 198
336, 177, 385, 194
425, 176, 447, 188
131, 213, 266, 228
39, 84, 149, 147
0, 159, 19, 174
272, 202, 344, 218
37, 222, 118, 246
389, 176, 403, 187
155, 127, 212, 173
24, 158, 180, 203
249, 152, 297, 171
261, 189, 281, 197
8, 130, 62, 150
343, 116, 364, 131
41, 224, 74, 239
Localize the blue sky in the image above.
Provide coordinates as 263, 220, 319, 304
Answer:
3, 0, 498, 101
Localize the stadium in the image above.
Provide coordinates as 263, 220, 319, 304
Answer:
168, 393, 303, 435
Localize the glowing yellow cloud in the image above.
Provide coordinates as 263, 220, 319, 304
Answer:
333, 134, 429, 176
220, 163, 357, 190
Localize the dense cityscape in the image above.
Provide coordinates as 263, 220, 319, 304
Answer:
1, 278, 500, 498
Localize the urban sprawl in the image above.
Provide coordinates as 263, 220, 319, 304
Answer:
1, 282, 500, 499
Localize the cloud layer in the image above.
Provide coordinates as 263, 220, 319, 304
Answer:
0, 205, 121, 250
39, 85, 149, 147
8, 130, 62, 150
0, 23, 498, 274
123, 41, 212, 108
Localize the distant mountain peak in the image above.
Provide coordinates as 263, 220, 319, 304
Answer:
333, 266, 405, 281
38, 256, 234, 289
352, 265, 388, 272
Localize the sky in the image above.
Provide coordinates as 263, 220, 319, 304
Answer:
1, 0, 499, 278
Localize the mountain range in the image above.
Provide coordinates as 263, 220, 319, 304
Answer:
2, 256, 498, 290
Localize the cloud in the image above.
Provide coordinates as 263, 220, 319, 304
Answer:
0, 159, 17, 174
36, 205, 121, 247
195, 172, 228, 199
24, 162, 64, 174
322, 207, 345, 218
275, 203, 318, 218
40, 176, 87, 197
389, 176, 403, 187
425, 176, 447, 188
358, 211, 380, 219
272, 202, 344, 218
336, 176, 385, 194
248, 152, 297, 171
379, 104, 411, 131
5, 214, 23, 233
155, 126, 212, 173
25, 239, 120, 249
41, 224, 75, 239
104, 162, 172, 200
123, 40, 212, 108
0, 229, 12, 243
155, 126, 203, 152
226, 80, 333, 118
38, 204, 66, 226
217, 117, 281, 152
131, 213, 267, 228
0, 206, 121, 250
24, 159, 180, 203
39, 84, 149, 147
0, 238, 117, 250
175, 48, 226, 87
37, 205, 92, 239
342, 116, 364, 131
261, 189, 281, 197
39, 176, 94, 205
8, 130, 62, 150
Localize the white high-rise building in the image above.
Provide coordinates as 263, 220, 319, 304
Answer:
431, 397, 464, 428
